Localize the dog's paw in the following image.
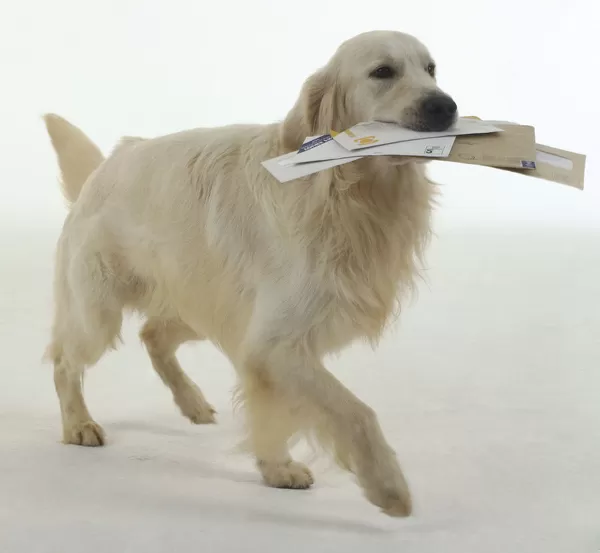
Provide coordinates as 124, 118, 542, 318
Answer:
364, 483, 412, 517
176, 391, 216, 424
259, 460, 314, 490
362, 469, 412, 517
63, 420, 106, 447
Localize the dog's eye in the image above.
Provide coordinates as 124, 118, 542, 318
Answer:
426, 63, 436, 77
370, 65, 396, 79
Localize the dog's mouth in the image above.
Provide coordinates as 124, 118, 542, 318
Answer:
374, 117, 457, 133
405, 120, 456, 132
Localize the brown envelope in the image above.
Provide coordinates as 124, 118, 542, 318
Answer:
503, 144, 586, 190
440, 123, 537, 169
439, 116, 585, 189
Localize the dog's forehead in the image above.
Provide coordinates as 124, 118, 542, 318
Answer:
334, 31, 431, 67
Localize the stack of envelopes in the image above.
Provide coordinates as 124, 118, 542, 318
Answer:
263, 117, 585, 189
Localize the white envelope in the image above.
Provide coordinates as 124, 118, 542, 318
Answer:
262, 135, 456, 183
333, 118, 503, 151
279, 134, 456, 166
262, 144, 361, 184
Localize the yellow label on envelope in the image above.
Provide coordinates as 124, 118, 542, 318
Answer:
354, 136, 379, 146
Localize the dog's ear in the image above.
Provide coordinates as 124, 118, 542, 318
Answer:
281, 69, 339, 151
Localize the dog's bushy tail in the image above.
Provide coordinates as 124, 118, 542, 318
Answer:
43, 113, 104, 204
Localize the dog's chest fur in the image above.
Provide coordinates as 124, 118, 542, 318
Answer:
277, 163, 434, 351
202, 152, 433, 354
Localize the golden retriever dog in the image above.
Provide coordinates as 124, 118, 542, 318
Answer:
43, 30, 457, 517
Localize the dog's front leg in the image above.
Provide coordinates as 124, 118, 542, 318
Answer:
239, 333, 412, 517
238, 362, 315, 490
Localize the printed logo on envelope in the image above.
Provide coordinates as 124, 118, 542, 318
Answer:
298, 134, 333, 153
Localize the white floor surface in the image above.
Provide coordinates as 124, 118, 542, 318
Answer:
1, 219, 599, 552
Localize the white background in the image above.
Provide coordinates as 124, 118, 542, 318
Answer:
0, 1, 599, 552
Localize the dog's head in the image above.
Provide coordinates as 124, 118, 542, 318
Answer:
283, 31, 457, 149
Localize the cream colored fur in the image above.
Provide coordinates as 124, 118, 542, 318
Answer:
43, 31, 451, 517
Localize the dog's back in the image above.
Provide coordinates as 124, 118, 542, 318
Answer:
48, 121, 285, 353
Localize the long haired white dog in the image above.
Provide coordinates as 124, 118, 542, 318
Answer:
43, 30, 458, 517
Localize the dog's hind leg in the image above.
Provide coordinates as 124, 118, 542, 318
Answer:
140, 318, 216, 424
48, 248, 124, 447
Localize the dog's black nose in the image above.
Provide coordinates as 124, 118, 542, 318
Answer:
420, 94, 457, 131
